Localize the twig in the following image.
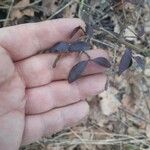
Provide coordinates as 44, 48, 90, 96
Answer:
121, 0, 127, 20
76, 1, 107, 19
119, 107, 150, 124
43, 130, 150, 148
91, 38, 116, 49
78, 0, 85, 18
71, 129, 90, 150
0, 6, 9, 9
0, 18, 10, 22
3, 0, 14, 27
46, 138, 149, 146
98, 27, 150, 53
143, 78, 150, 116
135, 8, 142, 27
144, 98, 150, 118
0, 0, 41, 9
47, 0, 75, 20
17, 0, 42, 9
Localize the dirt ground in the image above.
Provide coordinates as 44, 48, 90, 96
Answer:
0, 0, 150, 150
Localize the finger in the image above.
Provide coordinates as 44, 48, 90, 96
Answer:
22, 101, 89, 145
16, 50, 108, 88
0, 47, 14, 85
25, 74, 106, 115
0, 18, 84, 61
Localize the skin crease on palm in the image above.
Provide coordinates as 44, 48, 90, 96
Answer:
0, 18, 108, 150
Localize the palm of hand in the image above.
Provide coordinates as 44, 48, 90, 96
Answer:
0, 19, 107, 150
0, 50, 25, 149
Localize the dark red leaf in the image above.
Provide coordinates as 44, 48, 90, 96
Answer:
118, 48, 132, 75
69, 41, 91, 52
134, 56, 145, 69
70, 26, 85, 39
92, 57, 111, 68
68, 61, 88, 83
128, 59, 133, 68
49, 42, 69, 53
137, 25, 145, 37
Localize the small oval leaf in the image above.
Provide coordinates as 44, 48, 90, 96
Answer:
49, 42, 69, 53
119, 48, 133, 75
69, 41, 91, 52
70, 26, 85, 39
92, 57, 111, 68
68, 61, 88, 83
134, 56, 145, 70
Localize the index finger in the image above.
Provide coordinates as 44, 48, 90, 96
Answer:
0, 18, 85, 61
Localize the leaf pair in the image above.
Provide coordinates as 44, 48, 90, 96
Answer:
118, 48, 145, 75
68, 57, 111, 83
49, 41, 91, 53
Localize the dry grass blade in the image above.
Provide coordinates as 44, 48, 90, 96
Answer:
70, 129, 90, 150
98, 27, 150, 53
3, 0, 14, 26
47, 0, 76, 20
0, 0, 42, 9
119, 107, 150, 124
45, 137, 149, 146
78, 0, 84, 18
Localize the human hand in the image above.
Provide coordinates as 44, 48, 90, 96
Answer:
0, 18, 107, 150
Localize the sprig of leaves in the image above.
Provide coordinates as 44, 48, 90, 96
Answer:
68, 57, 111, 83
